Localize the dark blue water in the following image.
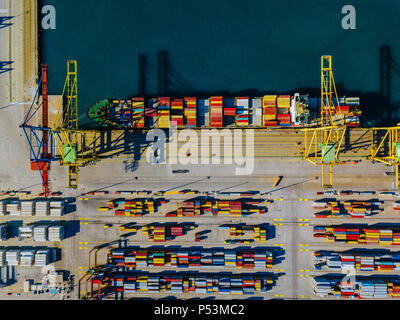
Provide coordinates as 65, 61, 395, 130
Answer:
39, 0, 400, 126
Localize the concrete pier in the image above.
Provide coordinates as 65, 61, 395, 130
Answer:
0, 0, 38, 106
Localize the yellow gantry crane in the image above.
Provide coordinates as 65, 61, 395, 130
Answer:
52, 60, 99, 189
302, 56, 347, 188
370, 126, 400, 188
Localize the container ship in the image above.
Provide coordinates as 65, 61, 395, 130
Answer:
87, 94, 361, 129
313, 226, 400, 245
107, 248, 273, 269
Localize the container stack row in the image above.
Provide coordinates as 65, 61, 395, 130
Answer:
184, 97, 197, 127
314, 251, 400, 272
102, 273, 273, 295
141, 225, 190, 242
165, 200, 264, 217
312, 200, 381, 218
313, 226, 400, 245
18, 224, 64, 242
131, 98, 145, 128
276, 95, 291, 126
173, 201, 202, 217
107, 248, 273, 269
158, 97, 171, 129
262, 95, 277, 127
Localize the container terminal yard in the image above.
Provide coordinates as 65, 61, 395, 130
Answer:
1, 0, 400, 302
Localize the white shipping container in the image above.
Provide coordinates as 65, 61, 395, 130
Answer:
35, 201, 50, 216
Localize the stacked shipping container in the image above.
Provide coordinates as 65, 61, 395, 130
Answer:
262, 95, 277, 127
166, 200, 264, 217
276, 95, 291, 126
158, 97, 170, 128
314, 251, 400, 272
313, 226, 400, 245
314, 276, 400, 299
107, 248, 273, 269
102, 273, 273, 295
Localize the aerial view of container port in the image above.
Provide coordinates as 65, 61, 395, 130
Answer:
0, 0, 400, 308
